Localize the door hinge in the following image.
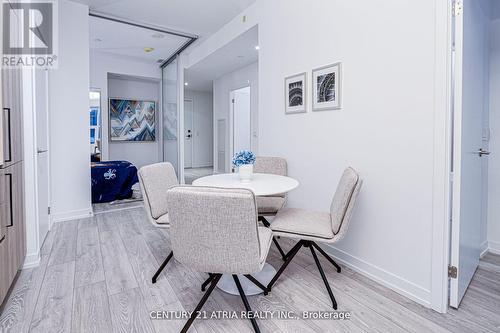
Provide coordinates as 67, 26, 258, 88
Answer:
448, 265, 458, 279
453, 1, 463, 16
48, 207, 51, 215
232, 99, 235, 103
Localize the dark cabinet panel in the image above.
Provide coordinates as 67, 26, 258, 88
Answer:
0, 67, 25, 307
0, 169, 5, 243
2, 69, 23, 167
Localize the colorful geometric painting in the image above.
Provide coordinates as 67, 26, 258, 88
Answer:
109, 99, 156, 142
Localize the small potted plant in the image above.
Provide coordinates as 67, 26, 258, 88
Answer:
232, 150, 256, 182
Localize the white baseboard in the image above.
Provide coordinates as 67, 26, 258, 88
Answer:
322, 244, 431, 308
488, 240, 500, 255
480, 240, 489, 258
51, 207, 93, 223
23, 251, 41, 269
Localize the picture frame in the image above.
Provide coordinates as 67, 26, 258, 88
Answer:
284, 72, 307, 114
109, 98, 156, 142
312, 62, 342, 111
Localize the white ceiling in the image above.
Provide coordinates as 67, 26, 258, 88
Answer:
74, 0, 256, 37
185, 26, 258, 92
90, 16, 189, 64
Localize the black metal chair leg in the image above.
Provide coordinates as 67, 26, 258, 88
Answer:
201, 273, 215, 291
283, 240, 303, 260
152, 251, 173, 284
259, 216, 271, 227
312, 242, 341, 273
273, 237, 287, 261
310, 245, 338, 310
244, 274, 268, 295
181, 274, 222, 333
267, 240, 304, 291
233, 275, 261, 333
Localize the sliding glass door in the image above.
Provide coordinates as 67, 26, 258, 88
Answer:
162, 57, 181, 178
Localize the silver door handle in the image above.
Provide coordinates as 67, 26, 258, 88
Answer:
479, 148, 490, 157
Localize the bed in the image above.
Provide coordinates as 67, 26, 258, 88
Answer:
91, 161, 139, 203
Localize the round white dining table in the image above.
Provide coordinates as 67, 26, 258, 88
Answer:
192, 173, 299, 296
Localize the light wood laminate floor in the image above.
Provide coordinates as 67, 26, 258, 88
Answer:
1, 207, 500, 333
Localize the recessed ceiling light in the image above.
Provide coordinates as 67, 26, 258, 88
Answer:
93, 38, 102, 42
184, 82, 188, 86
151, 33, 165, 39
143, 47, 154, 53
255, 45, 260, 50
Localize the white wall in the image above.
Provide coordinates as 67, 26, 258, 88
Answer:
107, 77, 161, 168
90, 51, 162, 161
185, 90, 214, 168
186, 0, 451, 310
48, 0, 92, 222
487, 18, 500, 255
213, 62, 258, 172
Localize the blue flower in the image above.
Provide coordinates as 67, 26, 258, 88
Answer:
232, 150, 256, 167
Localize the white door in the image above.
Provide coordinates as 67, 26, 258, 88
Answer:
35, 69, 50, 243
450, 0, 489, 308
184, 99, 193, 168
230, 86, 251, 160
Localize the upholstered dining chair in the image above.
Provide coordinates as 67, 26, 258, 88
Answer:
138, 162, 178, 284
254, 156, 288, 259
166, 186, 273, 333
267, 167, 362, 310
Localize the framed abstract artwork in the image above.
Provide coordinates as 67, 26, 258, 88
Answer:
312, 62, 342, 111
284, 72, 307, 114
109, 98, 156, 142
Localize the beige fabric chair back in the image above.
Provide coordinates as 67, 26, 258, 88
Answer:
166, 186, 262, 274
138, 163, 178, 224
254, 156, 287, 176
254, 156, 287, 198
330, 167, 362, 236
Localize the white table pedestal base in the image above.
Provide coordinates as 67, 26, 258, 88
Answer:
216, 263, 276, 296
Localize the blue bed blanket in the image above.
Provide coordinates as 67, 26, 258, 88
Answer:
91, 161, 139, 203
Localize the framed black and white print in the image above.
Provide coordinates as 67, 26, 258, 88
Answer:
312, 62, 342, 111
285, 72, 307, 114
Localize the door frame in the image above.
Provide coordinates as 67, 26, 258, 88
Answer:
40, 69, 52, 231
184, 98, 194, 169
429, 0, 455, 313
449, 0, 465, 308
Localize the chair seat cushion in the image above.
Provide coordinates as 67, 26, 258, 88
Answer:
257, 196, 286, 215
270, 208, 334, 240
156, 213, 170, 225
258, 226, 273, 265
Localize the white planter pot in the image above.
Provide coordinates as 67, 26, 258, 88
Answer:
239, 164, 254, 182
